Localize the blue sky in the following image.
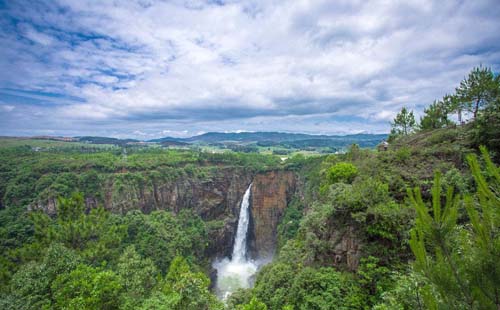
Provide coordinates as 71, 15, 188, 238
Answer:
1, 0, 499, 139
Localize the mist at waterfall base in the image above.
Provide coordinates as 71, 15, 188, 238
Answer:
213, 183, 266, 300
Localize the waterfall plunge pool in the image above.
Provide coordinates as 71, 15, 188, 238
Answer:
213, 257, 258, 300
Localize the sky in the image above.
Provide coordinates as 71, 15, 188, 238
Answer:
1, 0, 499, 139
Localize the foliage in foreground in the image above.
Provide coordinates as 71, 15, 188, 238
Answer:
408, 147, 500, 309
0, 194, 221, 310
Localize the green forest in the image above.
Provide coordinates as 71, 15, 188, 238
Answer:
0, 65, 499, 309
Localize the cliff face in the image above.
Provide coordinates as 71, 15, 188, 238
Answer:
34, 167, 252, 219
31, 168, 300, 260
327, 224, 362, 271
106, 168, 253, 220
248, 170, 297, 259
32, 167, 253, 258
29, 168, 364, 268
305, 213, 363, 271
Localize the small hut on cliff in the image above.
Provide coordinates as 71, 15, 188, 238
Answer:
377, 140, 389, 152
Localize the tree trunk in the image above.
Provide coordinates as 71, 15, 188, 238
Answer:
473, 98, 480, 119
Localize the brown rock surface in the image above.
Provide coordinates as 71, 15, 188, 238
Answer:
248, 170, 297, 259
331, 225, 362, 271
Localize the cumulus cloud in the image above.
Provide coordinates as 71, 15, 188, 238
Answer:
0, 0, 499, 138
0, 104, 15, 112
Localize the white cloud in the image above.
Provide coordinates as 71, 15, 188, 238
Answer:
0, 104, 15, 112
1, 0, 499, 138
22, 24, 55, 46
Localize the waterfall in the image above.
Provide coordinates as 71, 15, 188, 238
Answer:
213, 183, 257, 300
231, 183, 252, 262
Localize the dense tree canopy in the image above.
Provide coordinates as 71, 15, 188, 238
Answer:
0, 193, 219, 309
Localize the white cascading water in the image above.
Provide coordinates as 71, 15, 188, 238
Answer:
231, 183, 252, 262
213, 183, 257, 300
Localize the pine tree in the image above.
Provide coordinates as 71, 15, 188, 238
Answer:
389, 107, 416, 140
408, 147, 500, 309
463, 147, 500, 308
442, 94, 465, 124
471, 75, 500, 159
419, 100, 452, 130
456, 65, 496, 119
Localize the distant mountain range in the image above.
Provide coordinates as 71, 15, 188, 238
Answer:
76, 136, 140, 146
149, 131, 388, 148
24, 132, 387, 149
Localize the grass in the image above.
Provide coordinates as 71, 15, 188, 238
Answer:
0, 137, 342, 157
0, 137, 117, 149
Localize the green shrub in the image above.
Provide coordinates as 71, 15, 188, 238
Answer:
327, 162, 358, 184
277, 198, 303, 248
395, 147, 411, 162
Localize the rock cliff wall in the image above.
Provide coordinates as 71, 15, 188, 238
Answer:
31, 168, 299, 260
248, 170, 297, 259
325, 224, 362, 271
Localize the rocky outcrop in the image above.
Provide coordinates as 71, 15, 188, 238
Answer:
329, 225, 362, 271
248, 170, 297, 259
309, 215, 363, 271
108, 169, 252, 220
